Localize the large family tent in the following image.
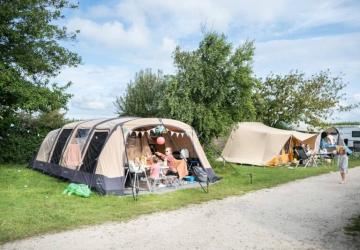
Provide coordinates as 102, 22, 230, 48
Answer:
31, 117, 215, 195
221, 122, 318, 166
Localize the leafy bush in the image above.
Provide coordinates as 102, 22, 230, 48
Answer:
0, 111, 66, 164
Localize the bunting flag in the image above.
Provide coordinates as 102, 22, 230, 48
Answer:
126, 128, 192, 138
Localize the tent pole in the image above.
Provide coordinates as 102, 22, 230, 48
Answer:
120, 124, 137, 200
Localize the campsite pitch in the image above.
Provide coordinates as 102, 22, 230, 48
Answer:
2, 167, 360, 250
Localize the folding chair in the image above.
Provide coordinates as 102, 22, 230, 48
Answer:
294, 147, 317, 168
125, 160, 152, 199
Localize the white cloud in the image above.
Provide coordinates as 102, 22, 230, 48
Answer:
253, 32, 360, 121
68, 17, 149, 48
254, 33, 360, 80
109, 0, 360, 39
60, 0, 360, 121
161, 37, 177, 53
55, 65, 133, 119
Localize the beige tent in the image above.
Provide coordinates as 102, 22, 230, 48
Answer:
221, 122, 318, 166
31, 117, 215, 194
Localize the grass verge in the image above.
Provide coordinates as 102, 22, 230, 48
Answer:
345, 215, 360, 237
1, 159, 360, 244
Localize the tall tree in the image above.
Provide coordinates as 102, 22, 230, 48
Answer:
0, 0, 81, 117
0, 0, 80, 163
164, 32, 257, 142
254, 71, 357, 128
114, 69, 167, 117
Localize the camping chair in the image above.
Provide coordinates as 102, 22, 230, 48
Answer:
294, 147, 317, 168
186, 159, 209, 193
126, 160, 152, 198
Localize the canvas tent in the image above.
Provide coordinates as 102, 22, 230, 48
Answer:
31, 117, 215, 195
221, 122, 318, 166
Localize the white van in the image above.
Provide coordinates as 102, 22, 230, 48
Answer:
335, 126, 360, 151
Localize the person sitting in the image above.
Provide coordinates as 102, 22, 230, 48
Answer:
320, 132, 336, 152
155, 147, 189, 179
302, 143, 313, 157
155, 147, 178, 176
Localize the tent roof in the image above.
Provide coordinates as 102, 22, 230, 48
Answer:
60, 117, 194, 132
222, 122, 318, 166
236, 122, 317, 142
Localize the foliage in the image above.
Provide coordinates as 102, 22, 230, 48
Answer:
327, 121, 360, 126
0, 111, 67, 163
0, 0, 80, 163
2, 160, 360, 243
253, 71, 357, 128
164, 32, 257, 142
114, 69, 167, 117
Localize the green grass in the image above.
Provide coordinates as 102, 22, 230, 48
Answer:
1, 159, 360, 244
345, 215, 360, 236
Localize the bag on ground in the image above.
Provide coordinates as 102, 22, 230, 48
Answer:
63, 183, 91, 198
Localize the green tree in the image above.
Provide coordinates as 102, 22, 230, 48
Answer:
0, 0, 80, 117
165, 32, 257, 142
115, 69, 167, 117
254, 71, 356, 128
0, 0, 80, 163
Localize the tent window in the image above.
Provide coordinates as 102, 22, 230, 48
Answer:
80, 131, 108, 173
75, 129, 90, 152
50, 129, 72, 164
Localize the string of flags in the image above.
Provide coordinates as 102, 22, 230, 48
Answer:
129, 128, 190, 138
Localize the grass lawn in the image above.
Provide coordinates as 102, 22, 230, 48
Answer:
345, 214, 360, 237
1, 158, 360, 244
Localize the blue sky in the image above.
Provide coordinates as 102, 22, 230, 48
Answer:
55, 0, 360, 121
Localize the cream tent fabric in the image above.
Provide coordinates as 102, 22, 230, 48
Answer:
222, 122, 318, 166
35, 129, 60, 162
31, 117, 215, 195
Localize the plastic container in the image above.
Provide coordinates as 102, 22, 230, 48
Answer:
184, 176, 195, 183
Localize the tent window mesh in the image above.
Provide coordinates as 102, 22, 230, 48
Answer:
75, 129, 90, 153
50, 129, 72, 164
80, 131, 108, 173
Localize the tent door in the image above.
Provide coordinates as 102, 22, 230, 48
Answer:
80, 131, 108, 173
50, 129, 72, 164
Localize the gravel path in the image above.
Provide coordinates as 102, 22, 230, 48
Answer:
2, 167, 360, 250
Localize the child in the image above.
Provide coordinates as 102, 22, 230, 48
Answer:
149, 156, 161, 179
337, 146, 348, 184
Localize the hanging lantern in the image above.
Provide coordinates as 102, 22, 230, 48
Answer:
156, 136, 165, 145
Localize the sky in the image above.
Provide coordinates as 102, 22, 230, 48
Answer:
55, 0, 360, 121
